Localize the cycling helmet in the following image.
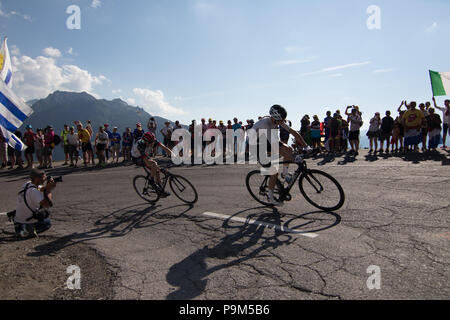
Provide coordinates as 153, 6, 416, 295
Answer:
142, 132, 155, 143
270, 105, 287, 121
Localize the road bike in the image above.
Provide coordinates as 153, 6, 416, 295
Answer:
246, 153, 345, 211
133, 165, 198, 205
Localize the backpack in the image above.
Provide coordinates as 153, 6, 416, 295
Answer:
53, 135, 61, 146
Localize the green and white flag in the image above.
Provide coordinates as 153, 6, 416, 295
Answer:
429, 70, 450, 96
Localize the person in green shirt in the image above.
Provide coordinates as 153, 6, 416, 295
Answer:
60, 124, 70, 165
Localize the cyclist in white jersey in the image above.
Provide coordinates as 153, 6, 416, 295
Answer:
253, 105, 307, 206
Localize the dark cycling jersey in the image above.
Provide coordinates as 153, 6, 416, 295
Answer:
136, 133, 162, 159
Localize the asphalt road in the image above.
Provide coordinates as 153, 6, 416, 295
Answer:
1, 150, 449, 300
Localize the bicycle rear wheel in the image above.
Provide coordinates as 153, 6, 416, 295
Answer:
298, 169, 345, 211
133, 175, 161, 203
246, 170, 283, 206
169, 175, 198, 204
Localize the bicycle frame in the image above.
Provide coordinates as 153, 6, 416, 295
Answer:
260, 160, 316, 202
143, 165, 170, 193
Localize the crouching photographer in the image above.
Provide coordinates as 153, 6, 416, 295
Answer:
8, 169, 60, 238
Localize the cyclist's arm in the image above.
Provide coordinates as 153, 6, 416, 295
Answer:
159, 144, 174, 157
281, 123, 307, 147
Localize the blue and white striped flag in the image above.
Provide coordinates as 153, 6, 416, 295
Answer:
0, 37, 13, 88
0, 79, 33, 151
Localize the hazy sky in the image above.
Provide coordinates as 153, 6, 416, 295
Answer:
1, 0, 449, 128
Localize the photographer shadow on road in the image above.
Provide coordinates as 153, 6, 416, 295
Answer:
26, 203, 194, 257
166, 207, 341, 300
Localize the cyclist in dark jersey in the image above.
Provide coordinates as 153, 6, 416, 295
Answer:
137, 132, 174, 197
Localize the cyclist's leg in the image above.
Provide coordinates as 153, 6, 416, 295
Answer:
145, 159, 161, 184
266, 142, 294, 204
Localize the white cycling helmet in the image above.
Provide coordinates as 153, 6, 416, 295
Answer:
270, 105, 287, 121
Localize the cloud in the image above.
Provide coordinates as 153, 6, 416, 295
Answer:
132, 88, 186, 117
11, 53, 107, 101
0, 1, 6, 17
10, 44, 20, 56
126, 98, 136, 105
0, 2, 32, 21
42, 47, 62, 58
273, 56, 317, 67
322, 61, 372, 72
295, 61, 372, 77
10, 11, 31, 21
91, 0, 101, 8
284, 45, 309, 55
426, 22, 438, 33
373, 68, 394, 74
66, 47, 77, 56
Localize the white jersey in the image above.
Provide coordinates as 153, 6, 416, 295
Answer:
252, 116, 290, 132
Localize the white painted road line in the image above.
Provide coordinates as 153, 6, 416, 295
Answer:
202, 212, 319, 238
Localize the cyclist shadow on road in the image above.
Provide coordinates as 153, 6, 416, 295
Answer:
166, 207, 341, 300
26, 203, 194, 257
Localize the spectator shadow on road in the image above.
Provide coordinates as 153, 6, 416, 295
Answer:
166, 207, 340, 300
26, 203, 194, 257
398, 150, 448, 165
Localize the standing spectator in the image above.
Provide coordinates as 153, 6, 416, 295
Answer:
67, 126, 80, 168
23, 125, 36, 168
174, 121, 182, 130
402, 101, 424, 152
86, 120, 93, 137
329, 113, 341, 154
310, 115, 321, 152
160, 121, 173, 157
419, 103, 429, 152
122, 127, 133, 162
300, 115, 311, 146
35, 129, 45, 169
0, 129, 7, 169
77, 123, 94, 166
61, 124, 70, 165
95, 126, 109, 166
43, 126, 55, 168
111, 127, 121, 164
103, 124, 113, 163
340, 118, 349, 152
427, 108, 442, 151
12, 129, 25, 169
432, 97, 450, 149
323, 111, 332, 143
280, 120, 292, 144
232, 118, 242, 154
189, 120, 196, 159
133, 123, 144, 141
391, 117, 401, 153
345, 106, 363, 156
218, 120, 227, 156
380, 111, 394, 153
147, 117, 157, 134
367, 112, 381, 153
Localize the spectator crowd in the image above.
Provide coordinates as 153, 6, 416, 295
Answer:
0, 99, 449, 170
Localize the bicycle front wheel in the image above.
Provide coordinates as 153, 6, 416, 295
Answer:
133, 175, 161, 203
169, 175, 198, 204
299, 169, 345, 211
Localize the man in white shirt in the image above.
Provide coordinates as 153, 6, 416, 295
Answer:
13, 169, 56, 238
